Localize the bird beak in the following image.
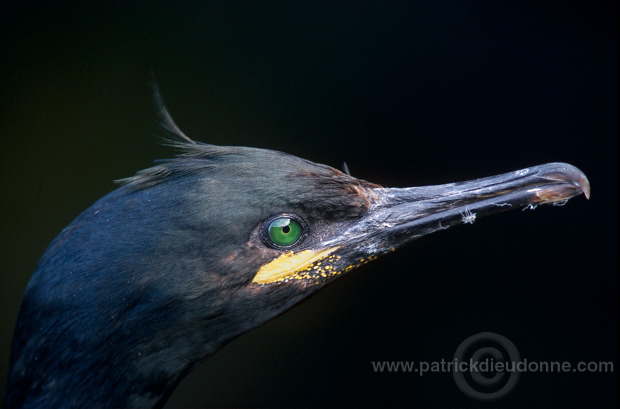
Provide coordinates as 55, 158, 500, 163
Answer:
252, 162, 589, 285
342, 162, 590, 255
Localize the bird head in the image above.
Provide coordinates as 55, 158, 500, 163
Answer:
116, 137, 590, 329
7, 130, 589, 408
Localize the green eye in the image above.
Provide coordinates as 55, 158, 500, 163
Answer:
267, 217, 303, 247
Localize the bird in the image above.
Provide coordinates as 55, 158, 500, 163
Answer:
5, 100, 590, 408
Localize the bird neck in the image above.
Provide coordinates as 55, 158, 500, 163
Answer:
6, 281, 303, 408
6, 292, 224, 408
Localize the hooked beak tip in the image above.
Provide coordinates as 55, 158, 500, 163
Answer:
579, 175, 591, 199
537, 164, 591, 201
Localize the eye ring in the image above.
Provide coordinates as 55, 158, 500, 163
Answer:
262, 214, 307, 249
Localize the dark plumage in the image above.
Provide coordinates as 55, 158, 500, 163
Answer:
5, 113, 589, 408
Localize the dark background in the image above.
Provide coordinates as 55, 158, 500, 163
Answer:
0, 1, 616, 407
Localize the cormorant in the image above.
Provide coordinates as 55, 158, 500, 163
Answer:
5, 108, 589, 408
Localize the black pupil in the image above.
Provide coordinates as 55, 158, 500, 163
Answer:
282, 225, 290, 234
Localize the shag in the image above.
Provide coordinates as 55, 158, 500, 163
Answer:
5, 105, 589, 408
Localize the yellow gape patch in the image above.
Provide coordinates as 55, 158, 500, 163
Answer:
252, 247, 341, 284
